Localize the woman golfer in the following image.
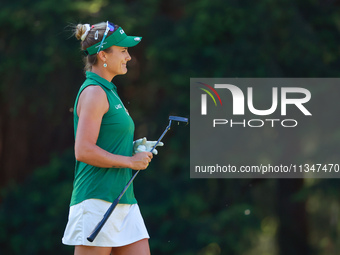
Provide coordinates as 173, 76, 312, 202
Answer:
62, 21, 160, 255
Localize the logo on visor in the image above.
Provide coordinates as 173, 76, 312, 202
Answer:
134, 37, 141, 41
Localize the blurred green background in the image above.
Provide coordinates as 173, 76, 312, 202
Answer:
1, 0, 340, 254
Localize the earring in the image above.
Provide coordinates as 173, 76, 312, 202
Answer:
103, 63, 107, 68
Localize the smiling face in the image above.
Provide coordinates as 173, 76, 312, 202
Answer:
105, 45, 132, 76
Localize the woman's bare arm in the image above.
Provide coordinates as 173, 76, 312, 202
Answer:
74, 86, 152, 170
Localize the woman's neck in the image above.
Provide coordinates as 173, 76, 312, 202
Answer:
91, 66, 115, 82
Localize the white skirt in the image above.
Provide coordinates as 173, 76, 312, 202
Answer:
62, 199, 149, 247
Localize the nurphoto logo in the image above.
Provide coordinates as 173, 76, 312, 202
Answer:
190, 78, 340, 179
197, 82, 312, 128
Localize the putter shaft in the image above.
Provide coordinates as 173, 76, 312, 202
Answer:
87, 116, 187, 242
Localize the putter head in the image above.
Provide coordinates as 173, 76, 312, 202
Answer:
169, 116, 189, 125
169, 116, 188, 123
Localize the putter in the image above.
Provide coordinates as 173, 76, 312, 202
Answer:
87, 116, 188, 242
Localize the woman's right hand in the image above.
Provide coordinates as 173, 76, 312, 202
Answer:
129, 151, 153, 170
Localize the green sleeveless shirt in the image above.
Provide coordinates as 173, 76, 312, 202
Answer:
70, 71, 137, 206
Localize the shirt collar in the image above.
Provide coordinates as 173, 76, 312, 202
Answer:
85, 71, 117, 91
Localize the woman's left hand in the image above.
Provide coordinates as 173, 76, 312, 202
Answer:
133, 137, 164, 155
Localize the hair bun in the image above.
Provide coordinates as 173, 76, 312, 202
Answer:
75, 24, 90, 41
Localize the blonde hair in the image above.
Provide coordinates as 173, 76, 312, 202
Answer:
74, 22, 119, 72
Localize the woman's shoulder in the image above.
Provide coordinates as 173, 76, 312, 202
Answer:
77, 85, 109, 116
80, 85, 107, 100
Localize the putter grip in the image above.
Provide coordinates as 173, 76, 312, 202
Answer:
87, 198, 120, 242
